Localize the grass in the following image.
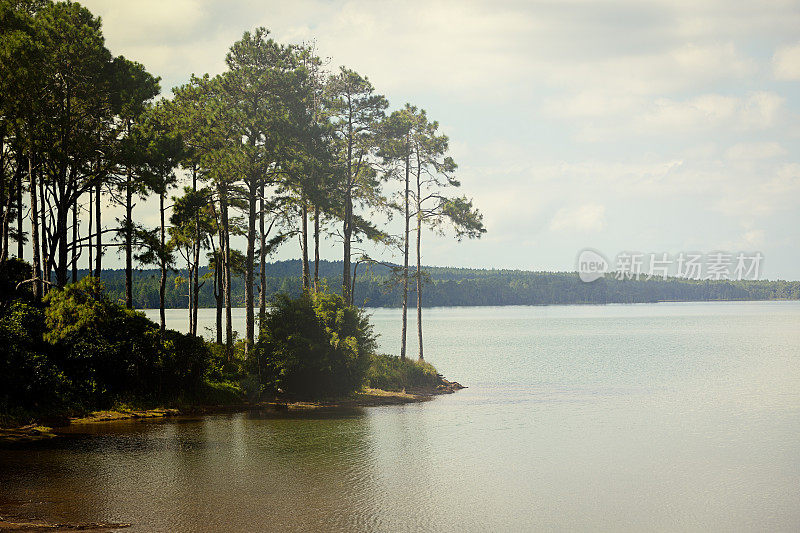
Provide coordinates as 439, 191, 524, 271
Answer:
366, 353, 441, 392
193, 379, 245, 405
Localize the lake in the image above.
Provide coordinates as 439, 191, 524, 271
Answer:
2, 302, 799, 531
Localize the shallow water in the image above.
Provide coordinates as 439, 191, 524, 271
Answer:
2, 302, 799, 532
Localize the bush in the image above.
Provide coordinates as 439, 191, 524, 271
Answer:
0, 300, 68, 420
160, 329, 212, 394
0, 258, 36, 309
43, 277, 212, 407
252, 292, 376, 399
191, 379, 243, 405
0, 274, 225, 421
44, 277, 158, 405
366, 353, 441, 392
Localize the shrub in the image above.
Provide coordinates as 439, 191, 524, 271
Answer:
43, 277, 211, 406
0, 258, 36, 309
192, 379, 243, 405
366, 353, 441, 391
0, 300, 68, 419
44, 277, 157, 404
253, 292, 376, 398
160, 329, 212, 394
1, 275, 222, 421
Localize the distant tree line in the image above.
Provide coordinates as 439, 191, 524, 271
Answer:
79, 260, 800, 310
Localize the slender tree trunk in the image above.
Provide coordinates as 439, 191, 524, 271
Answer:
244, 178, 256, 354
94, 182, 101, 277
159, 192, 166, 331
0, 131, 5, 262
192, 164, 200, 336
342, 191, 352, 302
39, 174, 49, 290
125, 169, 133, 308
0, 195, 6, 265
3, 161, 22, 263
0, 197, 6, 263
215, 257, 223, 344
301, 199, 310, 291
400, 139, 410, 360
212, 203, 224, 346
188, 259, 193, 334
56, 195, 69, 287
313, 203, 320, 292
16, 164, 23, 259
29, 148, 41, 300
220, 188, 233, 351
0, 153, 14, 263
88, 186, 93, 272
55, 87, 70, 287
71, 201, 78, 283
0, 161, 6, 263
343, 115, 353, 302
416, 166, 423, 360
259, 183, 266, 322
1, 176, 11, 263
351, 261, 358, 306
192, 249, 200, 336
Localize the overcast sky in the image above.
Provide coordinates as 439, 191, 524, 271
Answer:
79, 0, 800, 279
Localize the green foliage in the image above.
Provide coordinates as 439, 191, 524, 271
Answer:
160, 329, 213, 393
0, 257, 35, 309
366, 353, 440, 392
0, 299, 67, 419
191, 379, 243, 406
0, 274, 219, 421
253, 291, 376, 398
43, 277, 205, 405
440, 196, 485, 240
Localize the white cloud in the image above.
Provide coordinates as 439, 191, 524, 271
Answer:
543, 91, 640, 119
542, 42, 757, 103
95, 0, 208, 42
643, 94, 738, 129
671, 42, 755, 78
712, 163, 800, 217
549, 204, 606, 233
638, 92, 784, 133
726, 142, 786, 161
773, 41, 800, 80
740, 229, 765, 248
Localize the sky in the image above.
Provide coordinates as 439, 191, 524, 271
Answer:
78, 0, 800, 280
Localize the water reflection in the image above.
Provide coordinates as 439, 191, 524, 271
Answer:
1, 411, 383, 532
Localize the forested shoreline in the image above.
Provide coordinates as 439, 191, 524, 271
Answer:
71, 260, 800, 309
0, 0, 477, 423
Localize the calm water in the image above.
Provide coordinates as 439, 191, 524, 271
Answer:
2, 302, 799, 532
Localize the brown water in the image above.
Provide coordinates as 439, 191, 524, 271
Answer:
2, 302, 799, 532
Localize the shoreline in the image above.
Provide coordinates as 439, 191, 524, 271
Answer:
150, 298, 800, 311
0, 380, 464, 447
0, 381, 460, 530
0, 514, 130, 531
